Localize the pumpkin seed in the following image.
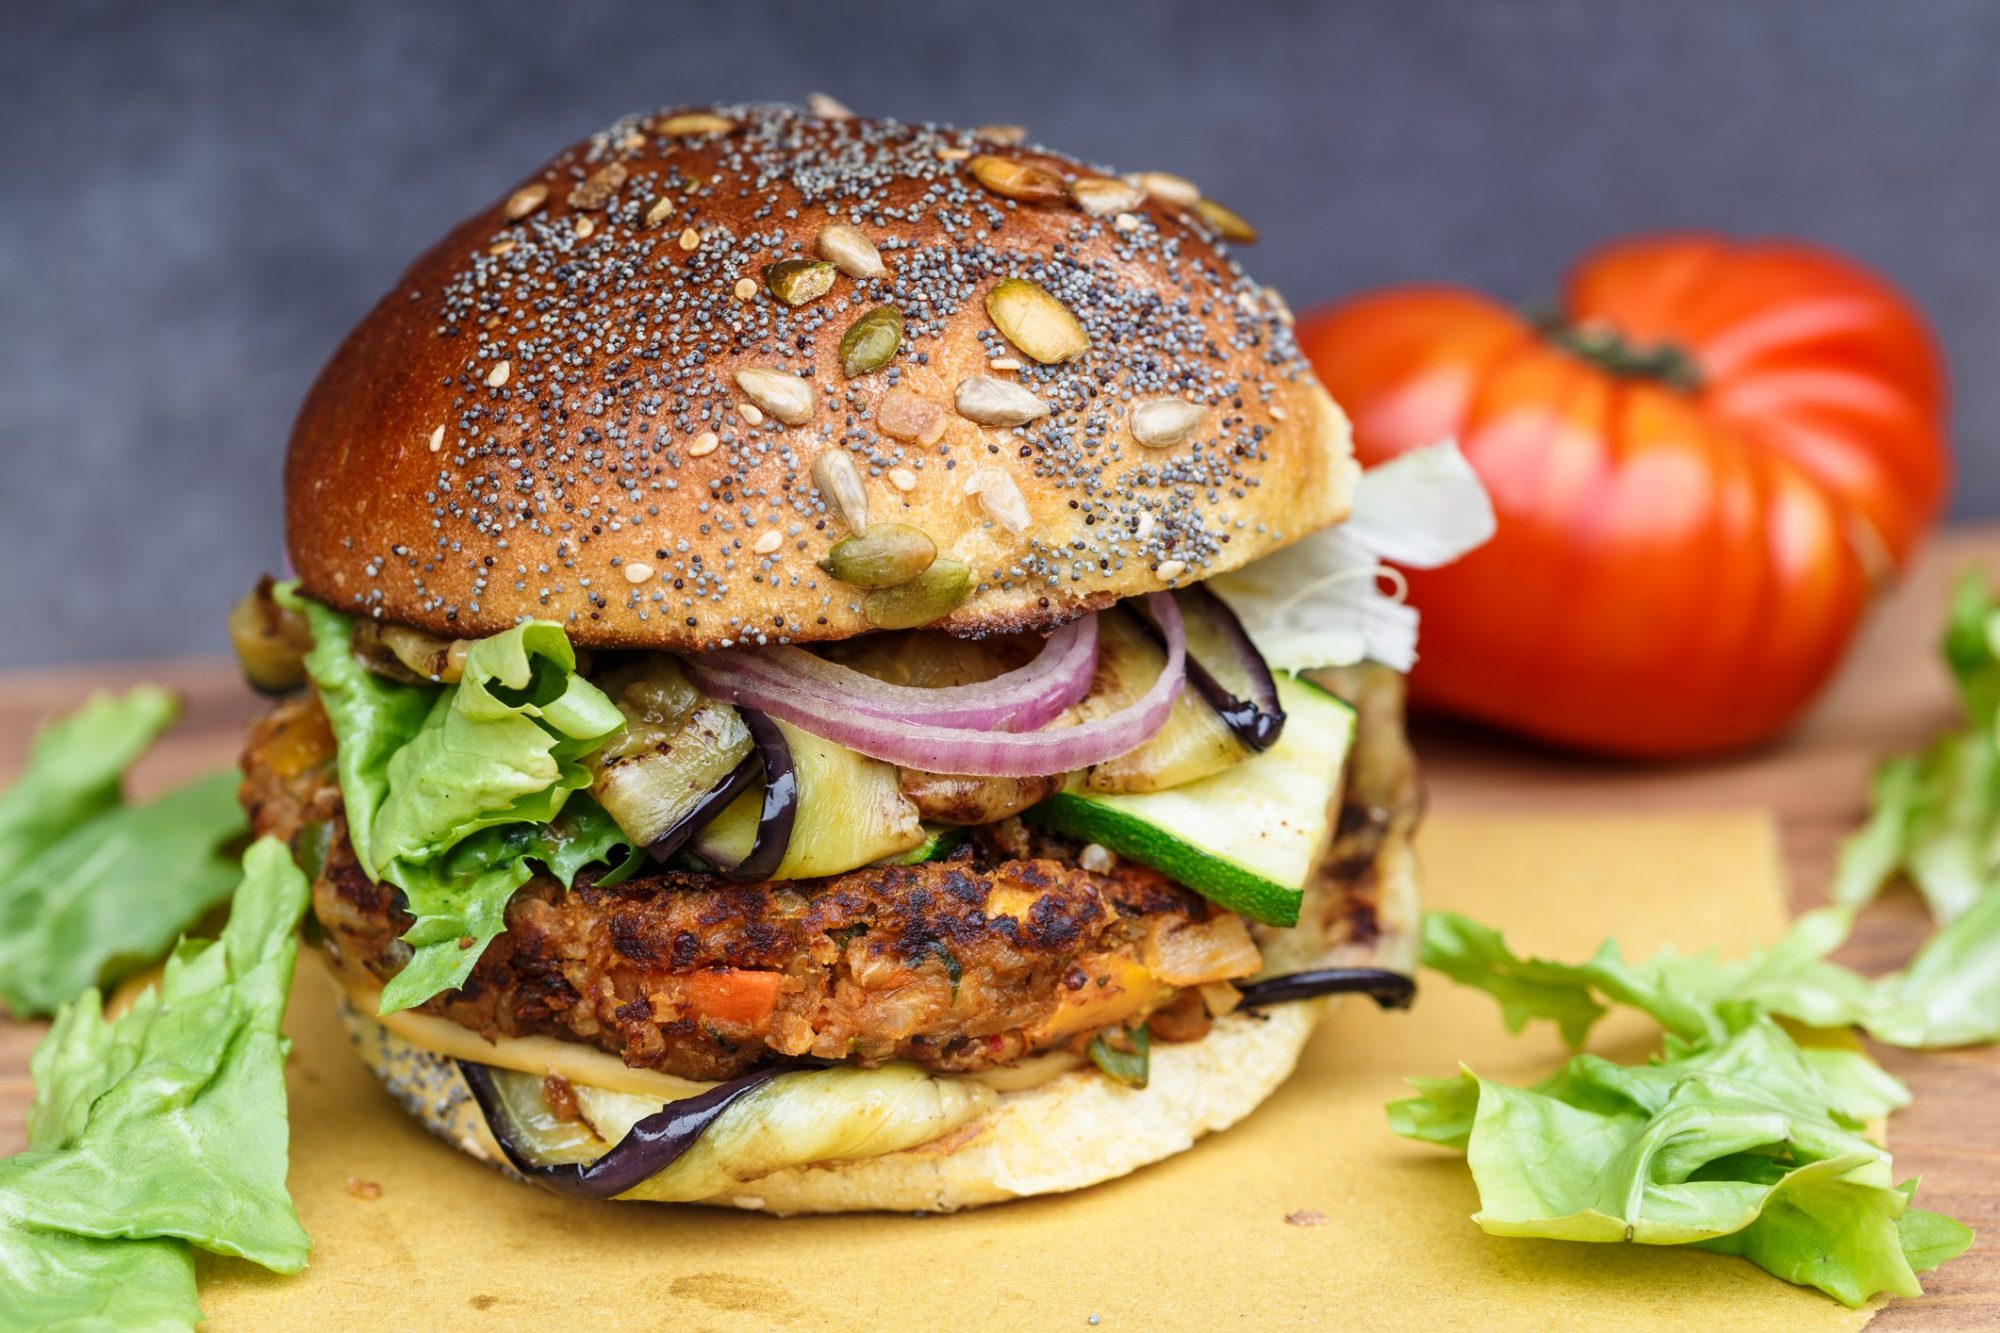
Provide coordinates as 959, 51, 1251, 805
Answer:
734, 367, 815, 425
1070, 176, 1145, 217
821, 523, 936, 589
764, 258, 838, 306
1130, 397, 1205, 448
838, 305, 904, 377
964, 467, 1031, 535
986, 278, 1089, 364
503, 182, 549, 220
1194, 197, 1258, 243
567, 161, 628, 210
814, 222, 886, 279
955, 375, 1050, 427
864, 558, 971, 629
967, 154, 1067, 205
811, 450, 869, 532
652, 112, 737, 135
1129, 170, 1200, 206
876, 387, 947, 446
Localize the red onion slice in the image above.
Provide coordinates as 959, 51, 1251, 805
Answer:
689, 593, 1187, 777
690, 615, 1098, 734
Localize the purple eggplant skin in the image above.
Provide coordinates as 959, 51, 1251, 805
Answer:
458, 1061, 815, 1200
645, 753, 760, 862
715, 710, 798, 882
1234, 968, 1416, 1011
1134, 587, 1287, 752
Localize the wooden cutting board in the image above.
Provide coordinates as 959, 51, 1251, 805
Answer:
3, 528, 1997, 1326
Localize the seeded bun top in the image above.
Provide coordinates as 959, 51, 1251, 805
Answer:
286, 102, 1356, 649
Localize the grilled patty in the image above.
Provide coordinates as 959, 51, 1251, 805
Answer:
242, 696, 1261, 1081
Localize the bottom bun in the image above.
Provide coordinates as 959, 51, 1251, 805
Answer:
343, 826, 1419, 1215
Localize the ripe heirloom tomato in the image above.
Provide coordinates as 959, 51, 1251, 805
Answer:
1299, 233, 1949, 757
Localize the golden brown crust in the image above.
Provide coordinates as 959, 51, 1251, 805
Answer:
286, 103, 1355, 650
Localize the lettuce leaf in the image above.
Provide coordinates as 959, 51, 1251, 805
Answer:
1419, 903, 2000, 1051
1389, 1012, 1970, 1307
378, 795, 633, 1013
0, 773, 246, 1016
1834, 573, 2000, 922
0, 687, 177, 882
369, 622, 623, 877
273, 585, 436, 877
0, 837, 311, 1326
279, 590, 629, 1012
0, 689, 247, 1016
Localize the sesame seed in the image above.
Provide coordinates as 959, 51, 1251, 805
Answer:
678, 227, 701, 251
502, 182, 548, 220
573, 215, 595, 239
988, 357, 1021, 372
888, 466, 918, 492
1113, 212, 1142, 233
1154, 558, 1187, 582
753, 528, 784, 555
688, 431, 720, 458
624, 561, 655, 584
1269, 404, 1289, 421
486, 360, 511, 388
427, 425, 445, 453
738, 402, 766, 426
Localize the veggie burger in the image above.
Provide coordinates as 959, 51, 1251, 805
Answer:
230, 103, 1490, 1211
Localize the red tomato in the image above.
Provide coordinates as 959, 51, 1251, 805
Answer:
1298, 234, 1949, 756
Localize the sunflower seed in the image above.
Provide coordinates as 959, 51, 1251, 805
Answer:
753, 528, 784, 556
811, 450, 869, 532
814, 222, 885, 279
1129, 170, 1200, 206
503, 182, 548, 220
567, 161, 627, 210
734, 367, 816, 425
807, 91, 855, 120
688, 431, 720, 458
876, 387, 947, 446
964, 466, 1031, 535
986, 278, 1089, 364
651, 111, 737, 136
763, 258, 837, 306
864, 558, 970, 628
1194, 197, 1258, 243
642, 196, 676, 228
1154, 559, 1188, 583
1070, 176, 1144, 217
1130, 397, 1205, 448
838, 305, 904, 377
955, 375, 1050, 427
822, 523, 936, 588
975, 123, 1027, 144
968, 154, 1067, 205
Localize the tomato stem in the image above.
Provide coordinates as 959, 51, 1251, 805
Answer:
1539, 318, 1702, 392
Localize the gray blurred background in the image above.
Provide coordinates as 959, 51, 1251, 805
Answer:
2, 0, 1996, 668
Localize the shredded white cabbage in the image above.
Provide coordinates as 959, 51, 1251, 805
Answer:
1212, 440, 1494, 673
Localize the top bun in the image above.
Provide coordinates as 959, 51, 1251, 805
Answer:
286, 103, 1355, 650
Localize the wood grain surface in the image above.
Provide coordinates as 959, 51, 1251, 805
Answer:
3, 530, 1997, 1325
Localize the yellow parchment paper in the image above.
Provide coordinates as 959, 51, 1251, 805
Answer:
199, 812, 1874, 1330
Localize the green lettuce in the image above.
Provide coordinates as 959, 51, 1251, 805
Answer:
1421, 902, 2000, 1051
1390, 1011, 1971, 1307
280, 589, 629, 1012
0, 690, 247, 1016
0, 837, 311, 1327
1834, 573, 2000, 922
378, 794, 635, 1012
272, 585, 436, 876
